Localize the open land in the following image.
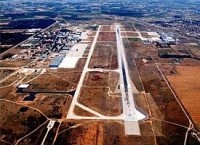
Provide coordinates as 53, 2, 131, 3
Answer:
1, 0, 200, 143
0, 59, 30, 67
89, 42, 118, 69
24, 93, 72, 119
167, 65, 200, 129
100, 25, 115, 32
121, 32, 139, 37
122, 29, 199, 144
0, 22, 199, 145
0, 69, 15, 80
27, 73, 75, 91
0, 101, 47, 144
78, 71, 121, 116
97, 32, 116, 41
54, 120, 157, 145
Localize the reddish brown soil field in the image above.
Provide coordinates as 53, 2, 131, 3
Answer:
74, 105, 95, 117
139, 62, 189, 125
0, 86, 27, 101
100, 25, 115, 32
27, 73, 75, 91
89, 42, 118, 69
0, 69, 15, 80
110, 25, 116, 31
88, 31, 96, 37
0, 59, 30, 67
55, 121, 104, 145
184, 44, 200, 58
55, 120, 156, 145
167, 66, 200, 129
78, 87, 122, 116
121, 32, 139, 37
84, 71, 119, 91
48, 71, 81, 85
0, 101, 47, 144
78, 71, 121, 116
100, 26, 111, 31
123, 23, 136, 31
0, 73, 24, 87
17, 122, 48, 145
25, 93, 72, 119
97, 32, 116, 41
19, 121, 61, 145
121, 36, 200, 144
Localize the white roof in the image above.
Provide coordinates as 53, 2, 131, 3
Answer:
59, 57, 79, 68
141, 38, 148, 41
59, 44, 88, 68
27, 28, 41, 32
21, 43, 32, 47
18, 84, 29, 88
147, 32, 160, 37
81, 31, 88, 40
166, 37, 175, 41
151, 37, 161, 41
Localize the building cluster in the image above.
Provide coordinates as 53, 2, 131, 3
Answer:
17, 27, 83, 64
151, 20, 200, 40
160, 33, 176, 45
49, 54, 65, 68
146, 32, 176, 48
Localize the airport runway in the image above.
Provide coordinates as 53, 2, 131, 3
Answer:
116, 24, 143, 135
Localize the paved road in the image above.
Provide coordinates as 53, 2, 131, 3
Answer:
116, 24, 145, 135
67, 26, 102, 119
67, 25, 145, 136
41, 120, 55, 145
87, 68, 119, 73
67, 26, 123, 120
0, 67, 19, 70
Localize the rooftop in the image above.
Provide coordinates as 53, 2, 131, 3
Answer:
18, 84, 30, 89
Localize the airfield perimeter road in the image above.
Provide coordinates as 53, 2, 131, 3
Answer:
41, 120, 55, 145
